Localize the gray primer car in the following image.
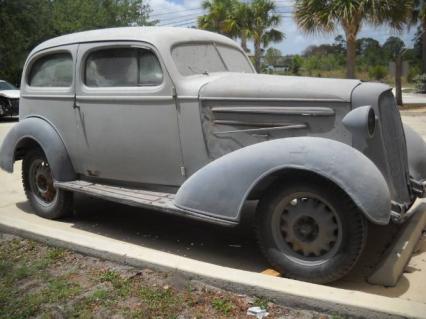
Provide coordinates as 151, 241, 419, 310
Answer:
1, 27, 426, 284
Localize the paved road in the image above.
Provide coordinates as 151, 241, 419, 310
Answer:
0, 112, 425, 304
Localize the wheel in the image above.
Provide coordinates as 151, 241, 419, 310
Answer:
22, 148, 73, 219
255, 177, 367, 284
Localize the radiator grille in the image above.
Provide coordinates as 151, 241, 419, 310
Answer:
379, 92, 410, 201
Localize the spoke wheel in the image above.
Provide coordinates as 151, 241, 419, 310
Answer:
274, 193, 342, 264
255, 176, 367, 284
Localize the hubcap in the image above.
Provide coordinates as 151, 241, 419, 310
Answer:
276, 195, 341, 260
29, 158, 57, 204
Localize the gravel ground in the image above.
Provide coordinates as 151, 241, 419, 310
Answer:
0, 233, 338, 319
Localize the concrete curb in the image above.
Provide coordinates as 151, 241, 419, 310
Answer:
368, 207, 426, 287
1, 211, 426, 319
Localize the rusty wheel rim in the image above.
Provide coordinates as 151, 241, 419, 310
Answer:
29, 158, 58, 205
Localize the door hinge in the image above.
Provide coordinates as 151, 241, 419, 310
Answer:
180, 166, 186, 177
172, 87, 177, 98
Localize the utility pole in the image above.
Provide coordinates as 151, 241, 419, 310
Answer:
394, 52, 403, 106
391, 45, 408, 107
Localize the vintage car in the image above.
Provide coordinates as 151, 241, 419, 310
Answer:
0, 80, 20, 117
1, 27, 426, 284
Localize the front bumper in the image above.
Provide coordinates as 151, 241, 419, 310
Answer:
410, 178, 426, 198
390, 178, 426, 223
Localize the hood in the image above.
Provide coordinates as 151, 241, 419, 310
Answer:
0, 90, 20, 99
199, 73, 361, 103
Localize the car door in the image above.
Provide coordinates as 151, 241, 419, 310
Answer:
74, 42, 184, 186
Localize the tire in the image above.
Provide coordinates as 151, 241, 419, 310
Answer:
255, 176, 367, 284
22, 148, 73, 219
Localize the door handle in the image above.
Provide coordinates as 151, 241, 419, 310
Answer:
73, 100, 80, 109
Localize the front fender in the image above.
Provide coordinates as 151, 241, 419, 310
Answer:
175, 137, 391, 225
404, 124, 426, 181
0, 117, 75, 181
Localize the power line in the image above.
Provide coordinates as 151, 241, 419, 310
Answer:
158, 14, 203, 25
165, 20, 198, 27
158, 11, 293, 24
159, 12, 294, 27
150, 7, 203, 18
151, 2, 292, 19
158, 12, 204, 23
159, 20, 198, 27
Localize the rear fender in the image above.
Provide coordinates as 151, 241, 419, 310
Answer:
175, 137, 391, 225
0, 117, 75, 181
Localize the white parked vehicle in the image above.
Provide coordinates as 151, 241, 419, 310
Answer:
0, 80, 20, 117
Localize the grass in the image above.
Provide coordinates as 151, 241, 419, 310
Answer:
0, 234, 336, 318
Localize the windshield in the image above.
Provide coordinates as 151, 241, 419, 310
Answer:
172, 43, 254, 76
0, 81, 17, 90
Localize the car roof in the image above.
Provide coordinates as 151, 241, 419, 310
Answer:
31, 27, 239, 54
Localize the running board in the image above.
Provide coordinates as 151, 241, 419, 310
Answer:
55, 180, 237, 227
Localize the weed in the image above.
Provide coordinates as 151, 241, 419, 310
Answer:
98, 269, 130, 295
45, 277, 82, 302
0, 260, 13, 278
98, 269, 121, 284
47, 247, 66, 261
139, 286, 180, 316
253, 296, 269, 310
211, 297, 234, 315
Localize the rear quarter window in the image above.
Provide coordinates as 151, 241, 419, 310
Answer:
28, 53, 73, 87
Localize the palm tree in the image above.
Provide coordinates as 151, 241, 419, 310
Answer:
223, 1, 252, 52
250, 0, 284, 72
294, 0, 413, 79
197, 0, 237, 37
410, 1, 426, 73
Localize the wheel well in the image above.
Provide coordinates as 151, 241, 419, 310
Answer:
14, 138, 43, 161
247, 168, 353, 205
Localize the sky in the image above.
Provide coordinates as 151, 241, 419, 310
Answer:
148, 0, 418, 55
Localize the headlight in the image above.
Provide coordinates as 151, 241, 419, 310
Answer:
342, 105, 376, 139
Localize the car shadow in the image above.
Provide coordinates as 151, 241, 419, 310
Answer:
0, 116, 18, 123
15, 195, 420, 298
17, 194, 270, 272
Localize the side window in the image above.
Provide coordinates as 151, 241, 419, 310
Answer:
85, 47, 163, 87
28, 53, 73, 87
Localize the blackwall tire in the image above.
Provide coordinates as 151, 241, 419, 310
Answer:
22, 148, 73, 219
255, 177, 368, 284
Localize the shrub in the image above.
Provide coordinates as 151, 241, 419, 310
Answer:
408, 65, 421, 83
414, 74, 426, 93
368, 65, 387, 81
